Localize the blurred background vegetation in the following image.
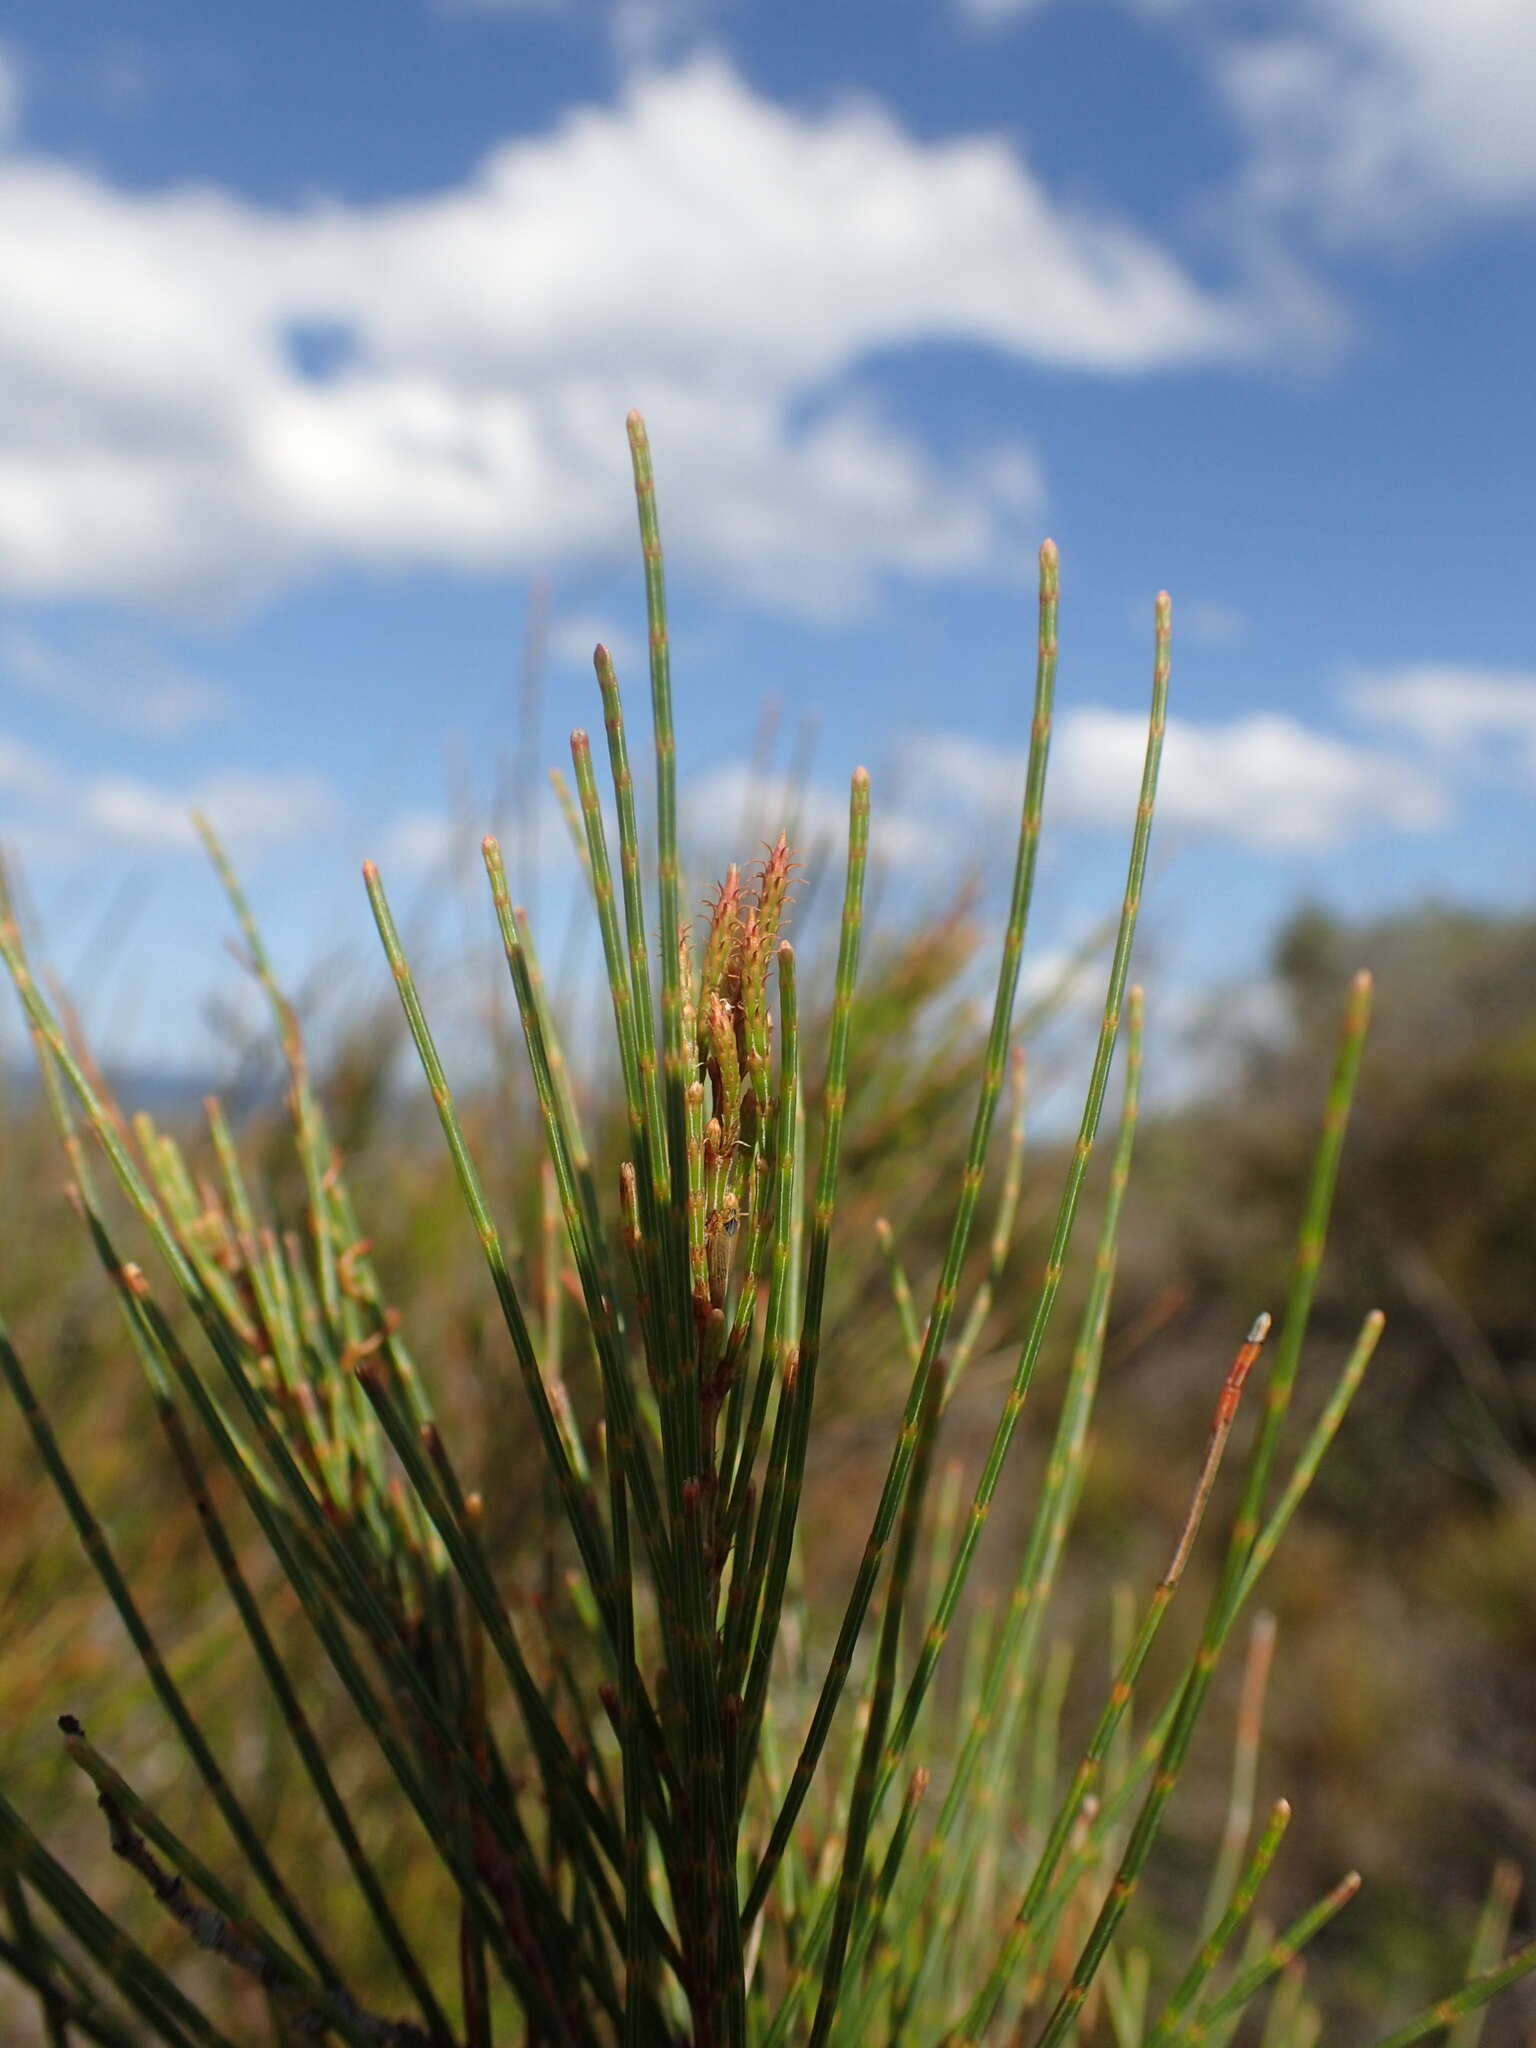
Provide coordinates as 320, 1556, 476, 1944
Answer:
3, 878, 1534, 2042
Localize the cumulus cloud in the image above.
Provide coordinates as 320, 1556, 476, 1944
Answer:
0, 57, 1309, 616
0, 730, 54, 799
1347, 664, 1536, 778
608, 0, 719, 64
548, 612, 639, 674
684, 760, 931, 868
376, 782, 580, 884
1213, 0, 1536, 240
0, 723, 338, 858
957, 0, 1536, 243
80, 770, 336, 852
436, 0, 713, 64
1125, 596, 1246, 648
1179, 600, 1246, 648
915, 705, 1446, 851
687, 691, 1452, 870
377, 810, 460, 875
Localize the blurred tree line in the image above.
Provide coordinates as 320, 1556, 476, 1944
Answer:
1111, 901, 1536, 2032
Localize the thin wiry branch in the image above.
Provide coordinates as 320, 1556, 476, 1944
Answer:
69, 1723, 433, 2048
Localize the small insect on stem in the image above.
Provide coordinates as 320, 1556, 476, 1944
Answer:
706, 1192, 743, 1311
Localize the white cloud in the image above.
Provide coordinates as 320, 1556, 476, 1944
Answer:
435, 0, 713, 59
0, 58, 1313, 616
689, 726, 1387, 891
378, 810, 459, 874
684, 760, 931, 868
1347, 664, 1536, 777
0, 730, 54, 798
0, 628, 227, 735
375, 782, 585, 887
1180, 600, 1246, 649
915, 705, 1446, 851
1129, 596, 1246, 648
1213, 0, 1536, 239
436, 0, 719, 58
548, 612, 639, 674
80, 770, 336, 852
609, 0, 718, 65
1060, 707, 1445, 847
0, 722, 337, 859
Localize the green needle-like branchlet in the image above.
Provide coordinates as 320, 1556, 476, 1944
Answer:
1448, 1862, 1521, 2048
57, 1719, 426, 2048
362, 859, 618, 1607
1364, 1936, 1536, 2048
43, 1108, 453, 2040
626, 413, 690, 1268
1148, 1796, 1292, 2044
745, 542, 1060, 1929
0, 1309, 340, 1992
0, 1789, 239, 2048
1228, 969, 1373, 1572
592, 645, 682, 1391
2, 1873, 79, 2048
767, 986, 1146, 2046
955, 1312, 1271, 2046
1199, 1611, 1277, 1944
1186, 1869, 1361, 2038
738, 767, 870, 1822
884, 588, 1171, 1797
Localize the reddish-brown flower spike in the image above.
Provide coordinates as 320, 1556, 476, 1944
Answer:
700, 864, 743, 1008
752, 832, 798, 955
738, 906, 772, 1042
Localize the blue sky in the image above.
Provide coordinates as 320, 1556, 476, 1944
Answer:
1, 0, 1533, 1079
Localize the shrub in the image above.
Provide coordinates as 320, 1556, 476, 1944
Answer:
0, 414, 1529, 2045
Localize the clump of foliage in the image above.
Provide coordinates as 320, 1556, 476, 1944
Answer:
0, 414, 1531, 2046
